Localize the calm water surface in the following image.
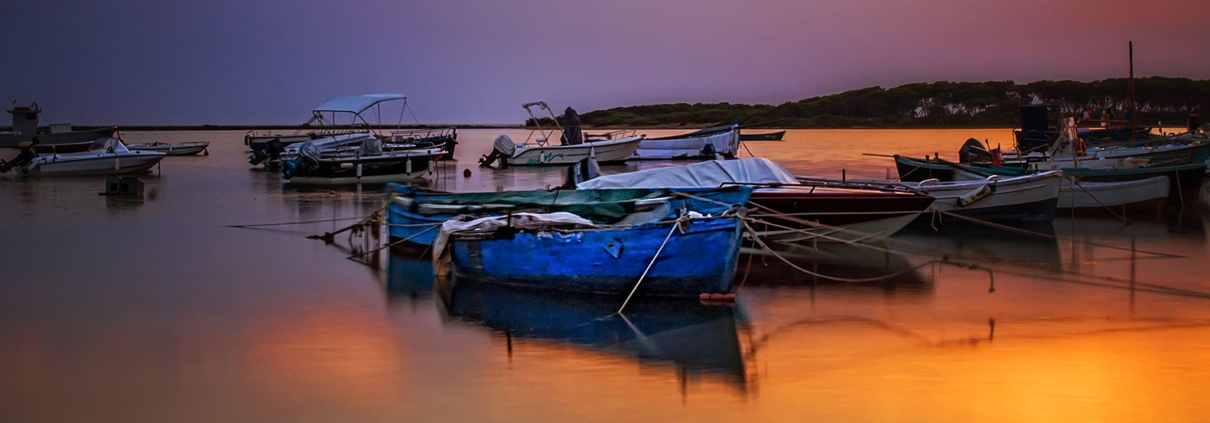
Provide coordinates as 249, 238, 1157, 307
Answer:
2, 128, 1209, 423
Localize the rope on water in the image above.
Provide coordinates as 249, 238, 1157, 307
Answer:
1067, 175, 1129, 222
742, 221, 934, 282
225, 216, 366, 228
346, 224, 440, 260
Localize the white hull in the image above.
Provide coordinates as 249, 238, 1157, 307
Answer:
802, 171, 1063, 215
127, 142, 209, 156
633, 127, 740, 160
286, 169, 429, 185
1059, 177, 1170, 210
508, 136, 642, 166
757, 213, 922, 244
27, 153, 165, 176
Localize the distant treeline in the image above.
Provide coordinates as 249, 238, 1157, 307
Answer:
526, 77, 1209, 128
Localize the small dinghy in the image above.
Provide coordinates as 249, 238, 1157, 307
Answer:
480, 102, 643, 167
126, 141, 210, 156
632, 124, 741, 160
740, 130, 785, 141
434, 212, 745, 297
1, 138, 165, 176
280, 137, 443, 185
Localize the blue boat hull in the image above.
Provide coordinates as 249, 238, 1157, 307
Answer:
386, 186, 753, 247
449, 217, 743, 296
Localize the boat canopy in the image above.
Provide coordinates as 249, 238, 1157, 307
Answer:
577, 158, 799, 189
86, 138, 130, 153
314, 94, 407, 114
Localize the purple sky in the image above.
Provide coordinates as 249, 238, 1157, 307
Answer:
4, 0, 1209, 125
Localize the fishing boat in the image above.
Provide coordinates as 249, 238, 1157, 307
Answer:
740, 130, 785, 141
280, 138, 443, 185
1, 103, 115, 160
386, 184, 754, 247
631, 123, 741, 160
577, 158, 936, 243
247, 94, 456, 166
800, 170, 1064, 224
1013, 104, 1154, 152
479, 102, 643, 167
439, 279, 747, 389
1, 138, 165, 176
436, 212, 745, 297
126, 141, 210, 156
894, 155, 1205, 200
1058, 177, 1169, 213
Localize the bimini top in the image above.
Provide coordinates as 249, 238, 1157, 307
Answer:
314, 94, 407, 115
577, 158, 799, 189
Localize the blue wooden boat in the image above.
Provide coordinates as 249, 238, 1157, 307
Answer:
386, 184, 754, 248
448, 216, 744, 297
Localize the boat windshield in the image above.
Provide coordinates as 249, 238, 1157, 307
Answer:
87, 138, 130, 153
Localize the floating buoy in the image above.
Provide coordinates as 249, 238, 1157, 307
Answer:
722, 293, 737, 301
699, 293, 711, 300
463, 168, 472, 177
709, 293, 725, 301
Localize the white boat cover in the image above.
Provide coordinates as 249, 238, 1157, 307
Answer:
314, 94, 407, 114
493, 134, 517, 155
576, 158, 799, 189
432, 212, 596, 276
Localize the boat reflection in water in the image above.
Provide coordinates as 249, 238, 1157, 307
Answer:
738, 241, 932, 293
437, 277, 751, 393
386, 252, 436, 301
890, 224, 1063, 271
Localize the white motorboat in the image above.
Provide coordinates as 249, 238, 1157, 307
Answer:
1059, 176, 1170, 212
632, 124, 741, 160
126, 141, 210, 156
479, 101, 643, 167
281, 138, 443, 185
12, 138, 165, 176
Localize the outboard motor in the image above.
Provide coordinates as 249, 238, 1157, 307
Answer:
249, 138, 286, 166
478, 134, 516, 168
560, 107, 583, 146
958, 138, 992, 163
281, 142, 320, 180
0, 145, 37, 174
561, 156, 600, 188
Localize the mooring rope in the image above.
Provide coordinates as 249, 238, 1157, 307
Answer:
225, 216, 366, 228
616, 219, 682, 314
932, 208, 1183, 258
742, 220, 934, 283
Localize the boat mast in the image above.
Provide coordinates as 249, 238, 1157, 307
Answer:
1129, 41, 1136, 141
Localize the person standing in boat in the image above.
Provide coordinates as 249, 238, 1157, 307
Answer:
560, 107, 583, 146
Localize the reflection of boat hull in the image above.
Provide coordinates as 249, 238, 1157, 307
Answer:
441, 279, 747, 387
449, 217, 743, 296
738, 242, 930, 290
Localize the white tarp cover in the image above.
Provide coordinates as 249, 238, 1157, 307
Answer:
314, 94, 407, 114
576, 158, 800, 189
432, 212, 596, 276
